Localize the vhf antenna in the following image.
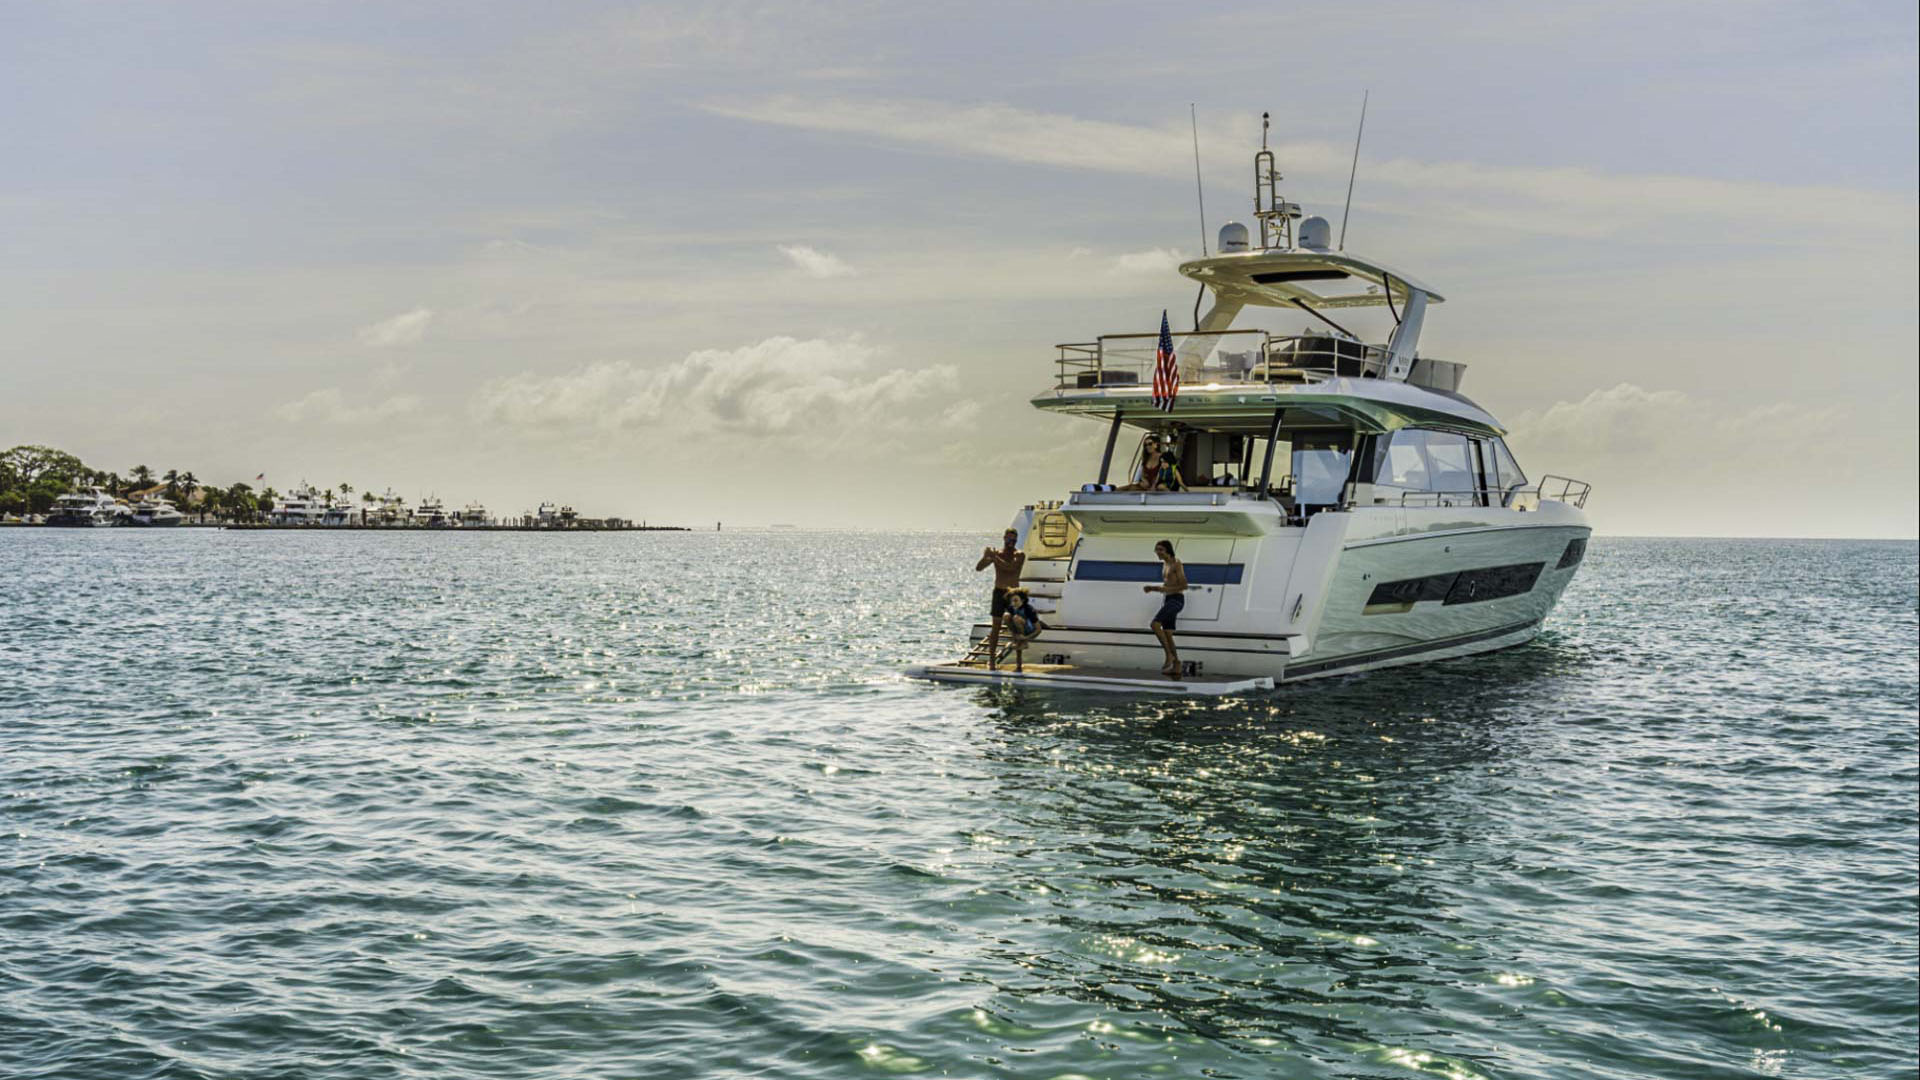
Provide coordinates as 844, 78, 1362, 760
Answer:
1338, 90, 1369, 251
1190, 103, 1208, 256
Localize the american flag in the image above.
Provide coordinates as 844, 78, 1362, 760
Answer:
1151, 309, 1179, 412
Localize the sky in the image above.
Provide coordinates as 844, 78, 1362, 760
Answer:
2, 1, 1915, 536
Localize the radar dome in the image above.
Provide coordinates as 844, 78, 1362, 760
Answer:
1298, 216, 1332, 251
1217, 221, 1249, 253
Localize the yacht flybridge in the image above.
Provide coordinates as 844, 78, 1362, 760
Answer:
909, 120, 1592, 694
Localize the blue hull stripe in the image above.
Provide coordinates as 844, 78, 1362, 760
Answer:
1074, 561, 1245, 585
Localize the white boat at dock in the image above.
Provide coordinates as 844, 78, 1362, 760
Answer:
372, 489, 410, 526
910, 120, 1591, 693
46, 487, 129, 527
416, 497, 452, 528
270, 485, 328, 526
128, 496, 184, 527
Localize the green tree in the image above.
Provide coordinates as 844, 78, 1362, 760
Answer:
2, 447, 89, 514
226, 482, 257, 523
3, 446, 86, 489
131, 464, 154, 488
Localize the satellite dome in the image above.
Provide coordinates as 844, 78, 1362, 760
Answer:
1298, 216, 1332, 251
1217, 221, 1250, 253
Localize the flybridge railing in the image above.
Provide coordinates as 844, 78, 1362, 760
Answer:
1054, 331, 1393, 391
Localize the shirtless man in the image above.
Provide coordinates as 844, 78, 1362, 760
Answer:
975, 527, 1027, 669
1142, 539, 1187, 676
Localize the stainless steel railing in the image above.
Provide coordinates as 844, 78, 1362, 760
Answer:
1393, 477, 1593, 510
1053, 331, 1393, 391
1533, 475, 1592, 509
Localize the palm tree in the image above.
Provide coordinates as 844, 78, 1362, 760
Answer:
226, 482, 256, 523
131, 464, 154, 488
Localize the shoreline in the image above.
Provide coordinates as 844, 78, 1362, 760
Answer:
3, 521, 692, 532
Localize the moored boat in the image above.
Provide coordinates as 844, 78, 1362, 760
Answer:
46, 487, 129, 527
270, 485, 328, 526
128, 496, 184, 526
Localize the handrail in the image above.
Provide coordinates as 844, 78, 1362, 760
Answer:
1534, 474, 1592, 509
1054, 330, 1395, 391
1395, 478, 1591, 510
1398, 488, 1496, 508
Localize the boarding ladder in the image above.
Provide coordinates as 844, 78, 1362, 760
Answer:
958, 634, 1021, 669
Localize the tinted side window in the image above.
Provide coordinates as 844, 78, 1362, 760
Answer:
1422, 432, 1476, 494
1493, 438, 1527, 489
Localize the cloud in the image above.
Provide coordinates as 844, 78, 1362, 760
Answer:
1495, 381, 1913, 536
1503, 382, 1844, 464
275, 388, 423, 425
706, 96, 1204, 178
777, 244, 856, 278
708, 97, 1915, 238
1108, 248, 1188, 275
470, 336, 958, 438
357, 308, 434, 348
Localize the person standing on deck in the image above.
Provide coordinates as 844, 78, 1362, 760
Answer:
1143, 539, 1188, 677
975, 528, 1027, 669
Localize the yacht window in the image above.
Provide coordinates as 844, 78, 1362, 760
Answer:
1378, 440, 1429, 490
1492, 438, 1527, 490
1291, 432, 1353, 506
1422, 432, 1476, 494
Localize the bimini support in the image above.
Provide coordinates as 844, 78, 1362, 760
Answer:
1384, 285, 1428, 381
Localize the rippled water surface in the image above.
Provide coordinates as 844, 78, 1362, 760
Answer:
3, 531, 1915, 1079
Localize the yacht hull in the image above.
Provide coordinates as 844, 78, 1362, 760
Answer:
949, 512, 1589, 686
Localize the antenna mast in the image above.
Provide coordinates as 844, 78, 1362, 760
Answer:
1338, 91, 1369, 251
1190, 103, 1208, 256
1253, 112, 1299, 250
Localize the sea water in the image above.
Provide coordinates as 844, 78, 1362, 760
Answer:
2, 531, 1915, 1079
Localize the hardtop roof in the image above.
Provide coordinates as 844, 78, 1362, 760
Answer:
1180, 249, 1444, 311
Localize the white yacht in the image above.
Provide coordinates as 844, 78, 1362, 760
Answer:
128, 496, 184, 527
372, 489, 410, 527
270, 485, 328, 525
911, 122, 1591, 694
416, 497, 452, 527
322, 501, 358, 527
459, 502, 489, 527
47, 487, 127, 527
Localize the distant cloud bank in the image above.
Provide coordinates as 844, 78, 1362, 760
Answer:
777, 244, 856, 278
357, 308, 434, 348
470, 336, 956, 439
276, 388, 423, 425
